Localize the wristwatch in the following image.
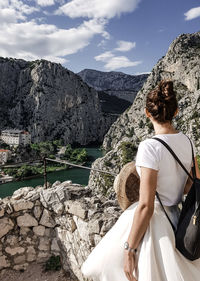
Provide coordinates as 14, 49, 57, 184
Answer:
124, 241, 137, 254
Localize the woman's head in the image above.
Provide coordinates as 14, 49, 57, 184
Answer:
145, 80, 178, 124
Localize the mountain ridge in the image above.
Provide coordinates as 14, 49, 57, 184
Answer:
78, 68, 148, 103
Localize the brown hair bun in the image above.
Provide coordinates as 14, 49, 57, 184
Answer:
146, 80, 178, 123
157, 80, 174, 100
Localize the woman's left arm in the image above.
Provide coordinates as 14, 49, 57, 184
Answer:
123, 166, 158, 281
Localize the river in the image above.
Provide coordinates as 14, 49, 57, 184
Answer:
0, 146, 103, 199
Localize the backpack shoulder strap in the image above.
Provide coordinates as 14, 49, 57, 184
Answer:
152, 136, 194, 181
155, 191, 176, 232
152, 135, 196, 233
185, 135, 196, 178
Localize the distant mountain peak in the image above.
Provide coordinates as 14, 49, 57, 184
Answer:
78, 68, 148, 103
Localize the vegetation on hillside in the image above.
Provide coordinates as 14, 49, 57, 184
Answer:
30, 140, 63, 158
119, 141, 137, 165
2, 163, 67, 180
44, 255, 61, 271
2, 141, 89, 180
60, 144, 88, 164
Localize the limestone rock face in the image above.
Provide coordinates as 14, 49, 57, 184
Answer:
0, 58, 115, 145
78, 69, 148, 103
88, 31, 200, 197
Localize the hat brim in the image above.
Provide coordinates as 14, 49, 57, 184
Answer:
113, 162, 140, 210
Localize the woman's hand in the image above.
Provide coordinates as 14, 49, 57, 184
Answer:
123, 250, 138, 281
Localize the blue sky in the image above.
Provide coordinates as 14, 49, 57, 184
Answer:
0, 0, 199, 75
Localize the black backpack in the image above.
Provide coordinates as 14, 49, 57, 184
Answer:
152, 136, 200, 261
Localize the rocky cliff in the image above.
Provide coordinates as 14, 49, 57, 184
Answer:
88, 31, 200, 197
78, 69, 148, 103
0, 58, 116, 145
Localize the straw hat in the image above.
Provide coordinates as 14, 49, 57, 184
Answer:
113, 161, 140, 210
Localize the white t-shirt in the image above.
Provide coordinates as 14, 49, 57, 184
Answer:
135, 132, 196, 206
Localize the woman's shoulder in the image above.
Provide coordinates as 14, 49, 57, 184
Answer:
136, 138, 161, 170
138, 131, 195, 156
137, 138, 162, 158
139, 131, 186, 147
138, 137, 161, 149
137, 136, 170, 159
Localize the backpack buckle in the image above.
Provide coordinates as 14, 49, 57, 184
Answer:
193, 215, 197, 225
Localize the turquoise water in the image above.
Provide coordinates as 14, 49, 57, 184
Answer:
0, 147, 103, 199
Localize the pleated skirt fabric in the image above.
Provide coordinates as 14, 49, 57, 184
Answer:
81, 201, 200, 281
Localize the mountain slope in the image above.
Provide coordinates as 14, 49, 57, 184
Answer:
0, 58, 116, 145
78, 69, 148, 103
88, 31, 200, 197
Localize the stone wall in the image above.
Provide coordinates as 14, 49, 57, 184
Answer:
0, 181, 122, 280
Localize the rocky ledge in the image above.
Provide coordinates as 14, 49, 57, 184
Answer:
0, 181, 122, 280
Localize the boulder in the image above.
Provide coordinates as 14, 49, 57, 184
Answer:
17, 213, 38, 227
0, 217, 14, 238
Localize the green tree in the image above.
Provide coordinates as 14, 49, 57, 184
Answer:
76, 148, 88, 163
53, 139, 63, 147
16, 165, 33, 178
64, 144, 73, 159
31, 141, 56, 158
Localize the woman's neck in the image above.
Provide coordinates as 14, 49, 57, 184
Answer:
152, 121, 179, 135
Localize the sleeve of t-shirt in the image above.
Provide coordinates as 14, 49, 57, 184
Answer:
135, 140, 159, 171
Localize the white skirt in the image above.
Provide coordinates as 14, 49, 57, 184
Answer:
81, 201, 200, 281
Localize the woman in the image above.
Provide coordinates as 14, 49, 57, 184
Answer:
81, 80, 200, 281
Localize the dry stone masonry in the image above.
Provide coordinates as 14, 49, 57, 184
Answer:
0, 181, 122, 280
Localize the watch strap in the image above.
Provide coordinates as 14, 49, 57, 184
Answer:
124, 241, 137, 254
127, 247, 137, 254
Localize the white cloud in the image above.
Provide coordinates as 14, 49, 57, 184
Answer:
95, 51, 114, 62
5, 0, 39, 15
0, 0, 141, 67
95, 51, 141, 71
135, 71, 151, 75
0, 0, 108, 64
41, 55, 67, 64
0, 0, 39, 24
104, 56, 141, 70
0, 8, 25, 24
36, 0, 55, 6
115, 40, 136, 52
184, 7, 200, 20
0, 0, 9, 8
56, 0, 141, 19
95, 39, 140, 70
97, 39, 107, 48
0, 18, 107, 63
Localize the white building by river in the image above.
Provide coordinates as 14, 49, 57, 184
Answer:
1, 129, 31, 146
0, 149, 12, 164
